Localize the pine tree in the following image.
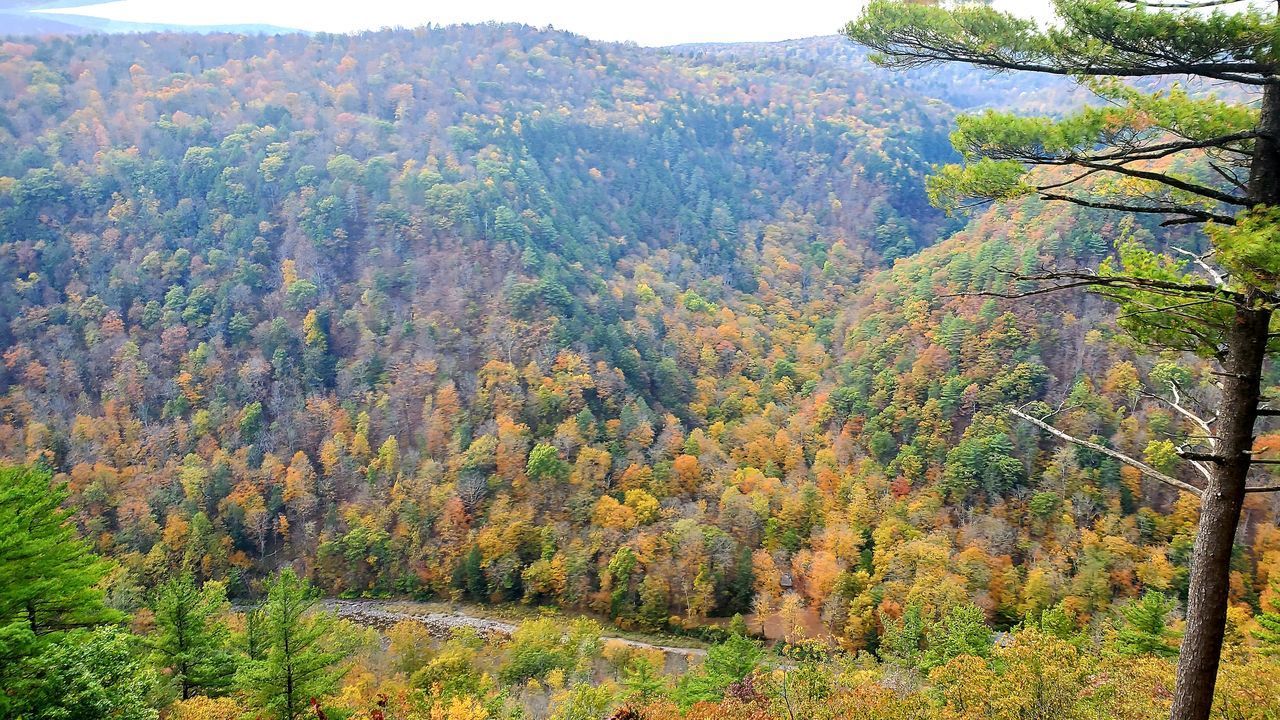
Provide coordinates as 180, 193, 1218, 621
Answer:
237, 569, 347, 720
1252, 580, 1280, 655
846, 4, 1280, 718
0, 465, 118, 666
453, 545, 487, 601
621, 657, 667, 703
879, 604, 925, 668
672, 629, 762, 708
922, 602, 992, 669
702, 630, 762, 684
149, 572, 236, 700
1115, 591, 1181, 658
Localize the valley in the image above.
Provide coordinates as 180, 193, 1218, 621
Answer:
3, 4, 1280, 719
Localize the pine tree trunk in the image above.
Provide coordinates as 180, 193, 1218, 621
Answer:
1169, 304, 1268, 720
1169, 82, 1280, 720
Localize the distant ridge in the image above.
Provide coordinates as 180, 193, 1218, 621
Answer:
0, 1, 301, 35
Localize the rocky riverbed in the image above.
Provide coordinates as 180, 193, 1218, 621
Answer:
323, 599, 709, 666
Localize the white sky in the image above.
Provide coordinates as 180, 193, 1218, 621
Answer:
37, 0, 1057, 46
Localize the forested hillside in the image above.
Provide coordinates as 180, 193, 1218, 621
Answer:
2, 19, 1279, 685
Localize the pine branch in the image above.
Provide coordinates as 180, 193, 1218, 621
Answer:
1037, 192, 1238, 225
1010, 406, 1204, 496
949, 267, 1246, 305
854, 30, 1276, 85
1115, 1, 1247, 8
972, 132, 1259, 166
1069, 161, 1249, 207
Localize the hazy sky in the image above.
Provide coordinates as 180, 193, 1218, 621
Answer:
40, 0, 1057, 45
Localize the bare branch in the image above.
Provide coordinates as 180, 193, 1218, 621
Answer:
1161, 216, 1211, 227
1187, 458, 1215, 482
1011, 406, 1204, 496
1169, 246, 1229, 288
1144, 384, 1217, 444
1073, 132, 1258, 163
951, 266, 1246, 305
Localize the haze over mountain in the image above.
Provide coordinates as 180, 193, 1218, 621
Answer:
4, 0, 1060, 42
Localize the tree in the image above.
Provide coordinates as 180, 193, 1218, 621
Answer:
1255, 579, 1280, 655
879, 604, 926, 669
149, 573, 236, 700
922, 602, 992, 670
18, 626, 159, 720
621, 656, 667, 703
526, 442, 568, 482
237, 569, 347, 720
1115, 591, 1181, 658
0, 466, 118, 652
673, 629, 762, 707
0, 466, 134, 718
846, 4, 1280, 719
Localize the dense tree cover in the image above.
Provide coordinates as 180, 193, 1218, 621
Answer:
1, 22, 1278, 659
846, 2, 1280, 718
7, 456, 1280, 719
0, 24, 957, 623
3, 17, 1280, 719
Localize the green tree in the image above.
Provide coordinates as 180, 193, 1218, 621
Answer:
550, 682, 615, 720
18, 627, 158, 720
1115, 591, 1181, 658
621, 656, 667, 703
846, 4, 1280, 719
922, 602, 992, 669
0, 466, 138, 719
879, 604, 925, 668
149, 572, 236, 700
0, 466, 120, 708
237, 569, 347, 720
453, 545, 487, 601
673, 629, 761, 708
0, 466, 118, 652
527, 442, 568, 482
1254, 579, 1280, 655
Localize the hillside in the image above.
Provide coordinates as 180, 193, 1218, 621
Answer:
0, 1, 300, 35
1, 19, 1280, 706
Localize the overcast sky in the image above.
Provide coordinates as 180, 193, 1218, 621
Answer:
39, 0, 1057, 45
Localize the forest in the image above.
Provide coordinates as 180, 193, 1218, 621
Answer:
3, 2, 1280, 719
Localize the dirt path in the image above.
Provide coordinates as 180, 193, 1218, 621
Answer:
324, 599, 709, 659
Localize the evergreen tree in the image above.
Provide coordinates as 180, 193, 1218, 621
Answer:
672, 627, 762, 708
0, 466, 157, 719
846, 4, 1280, 718
453, 545, 487, 601
0, 466, 118, 661
1115, 591, 1181, 658
237, 569, 347, 720
621, 657, 667, 703
19, 627, 158, 720
1251, 580, 1280, 655
703, 630, 762, 683
149, 573, 236, 700
922, 602, 992, 669
879, 604, 925, 668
